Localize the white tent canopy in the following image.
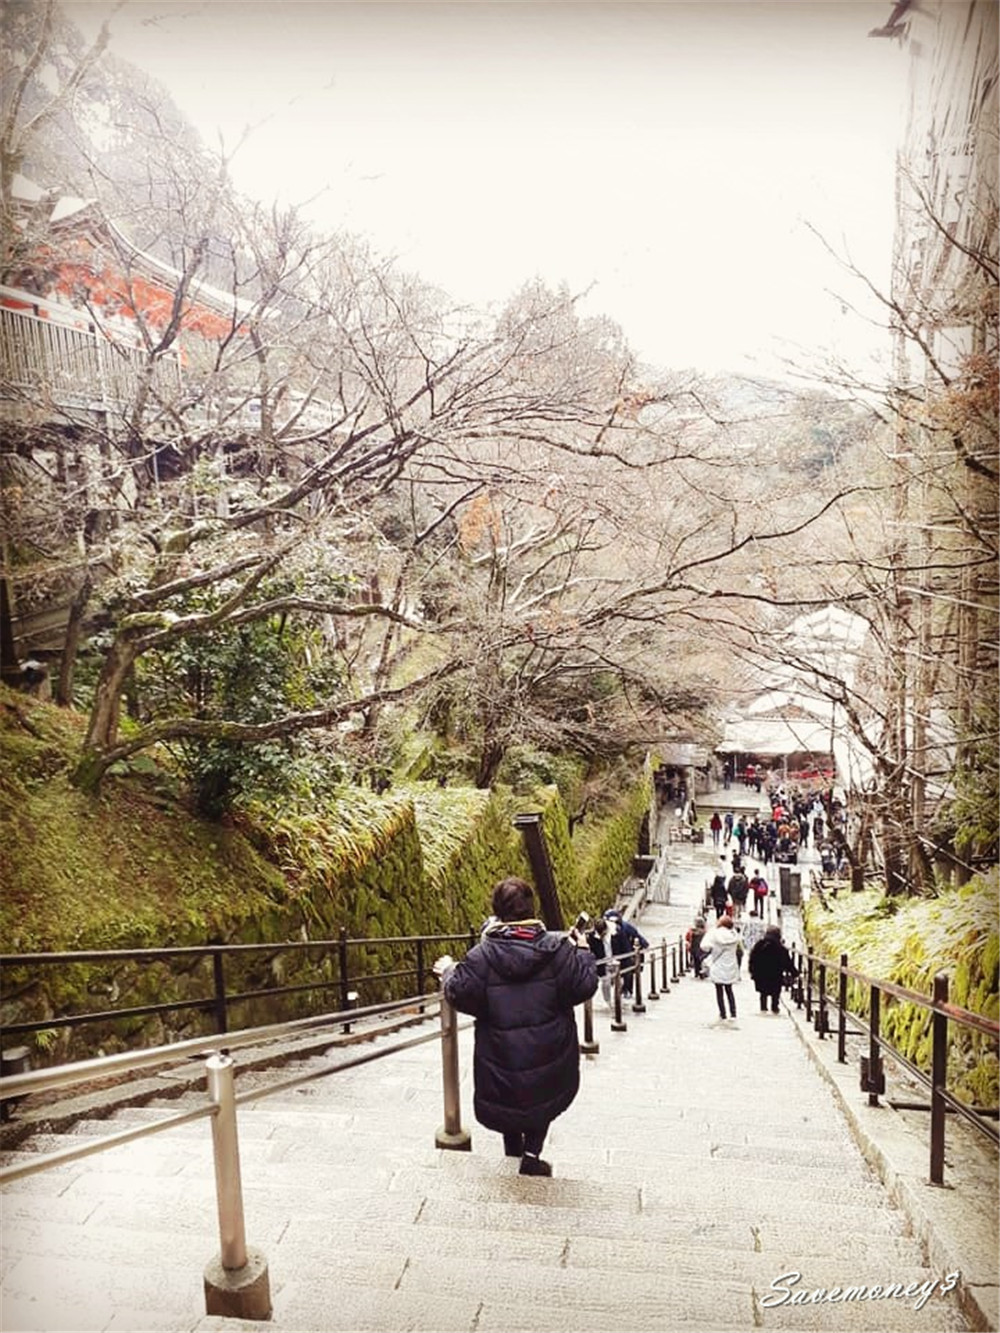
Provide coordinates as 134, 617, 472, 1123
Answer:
715, 717, 833, 758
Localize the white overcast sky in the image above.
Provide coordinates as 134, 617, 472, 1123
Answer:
68, 1, 907, 381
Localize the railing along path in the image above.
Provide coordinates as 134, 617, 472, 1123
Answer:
3, 837, 995, 1320
0, 926, 685, 1320
787, 944, 999, 1186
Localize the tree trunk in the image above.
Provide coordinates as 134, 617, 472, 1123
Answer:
56, 572, 92, 706
82, 635, 141, 753
475, 739, 505, 790
0, 569, 20, 687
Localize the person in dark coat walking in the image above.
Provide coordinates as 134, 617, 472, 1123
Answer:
748, 925, 795, 1014
686, 915, 708, 977
728, 866, 749, 920
709, 857, 729, 918
441, 877, 597, 1177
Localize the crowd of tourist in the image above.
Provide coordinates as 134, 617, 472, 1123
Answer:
707, 779, 850, 874
682, 768, 856, 1026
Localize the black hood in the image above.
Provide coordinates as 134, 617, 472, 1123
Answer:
478, 924, 563, 982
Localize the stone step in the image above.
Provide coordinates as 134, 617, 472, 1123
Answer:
4, 1119, 902, 1229
188, 1253, 967, 1333
379, 1158, 894, 1216
2, 869, 984, 1333
1, 1251, 204, 1332
2, 1142, 918, 1255
1, 1206, 953, 1333
277, 1213, 931, 1270
286, 1250, 960, 1331
5, 1118, 884, 1197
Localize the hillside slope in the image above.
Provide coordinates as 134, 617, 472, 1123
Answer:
0, 686, 293, 953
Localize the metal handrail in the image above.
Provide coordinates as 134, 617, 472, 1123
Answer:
0, 989, 465, 1325
233, 1019, 462, 1110
0, 928, 473, 1046
821, 999, 999, 1139
0, 1006, 459, 1187
793, 945, 999, 1182
0, 1099, 218, 1184
2, 932, 470, 964
798, 946, 999, 1045
0, 992, 435, 1102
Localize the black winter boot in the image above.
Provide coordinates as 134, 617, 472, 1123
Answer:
519, 1153, 553, 1177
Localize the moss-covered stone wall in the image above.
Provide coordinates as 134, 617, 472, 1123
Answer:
407, 783, 531, 927
572, 768, 653, 915
1, 689, 653, 1062
803, 870, 999, 1107
535, 785, 583, 915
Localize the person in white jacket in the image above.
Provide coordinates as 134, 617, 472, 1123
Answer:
702, 914, 740, 1021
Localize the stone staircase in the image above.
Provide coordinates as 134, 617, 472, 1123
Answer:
1, 915, 977, 1333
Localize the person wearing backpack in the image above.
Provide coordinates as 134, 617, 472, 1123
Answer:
749, 868, 769, 918
603, 908, 649, 999
686, 915, 708, 977
734, 819, 748, 856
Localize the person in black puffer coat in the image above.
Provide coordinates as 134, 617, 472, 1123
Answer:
442, 876, 598, 1177
748, 925, 795, 1014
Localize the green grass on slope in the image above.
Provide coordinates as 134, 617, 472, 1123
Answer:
0, 686, 289, 952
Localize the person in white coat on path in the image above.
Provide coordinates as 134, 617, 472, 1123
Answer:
702, 913, 740, 1021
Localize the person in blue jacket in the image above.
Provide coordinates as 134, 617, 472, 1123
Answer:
441, 877, 597, 1177
603, 908, 649, 998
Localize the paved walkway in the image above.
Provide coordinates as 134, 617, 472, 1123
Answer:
1, 814, 996, 1333
650, 817, 997, 1333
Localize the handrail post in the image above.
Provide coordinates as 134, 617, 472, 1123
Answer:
660, 939, 670, 993
611, 963, 627, 1032
203, 1053, 271, 1320
805, 955, 814, 1022
837, 953, 848, 1063
866, 984, 884, 1107
930, 971, 949, 1185
632, 943, 646, 1013
416, 938, 427, 1015
338, 926, 350, 1013
678, 933, 686, 977
816, 961, 828, 1038
212, 951, 228, 1035
416, 938, 426, 1000
670, 943, 679, 983
648, 949, 660, 1000
342, 990, 359, 1035
792, 949, 804, 1008
434, 974, 471, 1151
580, 995, 600, 1054
206, 1054, 247, 1270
